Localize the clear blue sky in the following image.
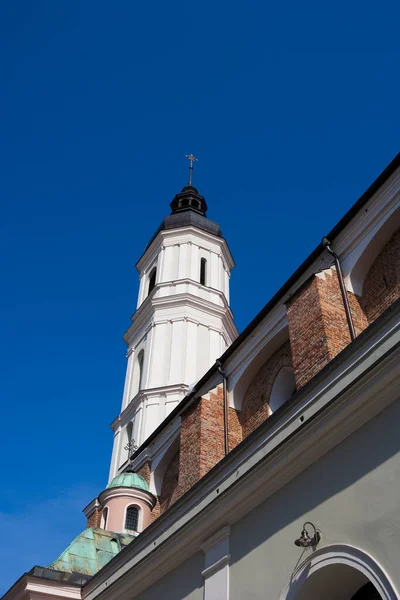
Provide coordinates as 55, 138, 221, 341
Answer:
0, 0, 399, 593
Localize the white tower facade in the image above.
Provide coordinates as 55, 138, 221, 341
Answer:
109, 184, 237, 480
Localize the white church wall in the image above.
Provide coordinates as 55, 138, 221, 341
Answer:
224, 269, 230, 304
136, 227, 234, 298
177, 242, 189, 279
110, 223, 237, 479
168, 320, 185, 383
197, 324, 210, 381
121, 348, 135, 409
147, 322, 170, 388
185, 320, 198, 385
189, 243, 200, 281
229, 397, 400, 600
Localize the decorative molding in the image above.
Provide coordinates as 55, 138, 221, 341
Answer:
280, 544, 398, 600
124, 285, 238, 348
136, 227, 235, 274
201, 526, 231, 553
111, 386, 188, 432
201, 526, 231, 600
82, 497, 100, 518
201, 555, 231, 579
98, 486, 156, 510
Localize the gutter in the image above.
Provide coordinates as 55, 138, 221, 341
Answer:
216, 359, 229, 456
322, 237, 356, 340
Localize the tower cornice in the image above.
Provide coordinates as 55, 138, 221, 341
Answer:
123, 282, 238, 348
136, 226, 235, 273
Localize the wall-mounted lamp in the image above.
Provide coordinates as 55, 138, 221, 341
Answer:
294, 522, 321, 548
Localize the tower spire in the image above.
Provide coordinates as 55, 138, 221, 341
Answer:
185, 153, 198, 186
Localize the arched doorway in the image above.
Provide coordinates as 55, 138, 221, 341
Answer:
291, 563, 379, 600
351, 583, 382, 599
280, 545, 397, 600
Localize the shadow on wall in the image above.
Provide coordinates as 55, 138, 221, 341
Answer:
229, 394, 400, 583
134, 551, 204, 600
239, 340, 295, 439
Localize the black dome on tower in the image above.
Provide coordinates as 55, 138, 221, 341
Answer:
170, 185, 208, 216
145, 184, 223, 251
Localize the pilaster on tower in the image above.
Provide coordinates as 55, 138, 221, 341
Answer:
109, 182, 237, 481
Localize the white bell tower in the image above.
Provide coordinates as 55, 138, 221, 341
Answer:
109, 173, 237, 480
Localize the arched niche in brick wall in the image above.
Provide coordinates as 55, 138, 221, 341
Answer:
159, 450, 180, 515
239, 341, 294, 439
362, 228, 400, 323
229, 327, 290, 412
150, 435, 180, 496
345, 205, 400, 298
269, 366, 296, 414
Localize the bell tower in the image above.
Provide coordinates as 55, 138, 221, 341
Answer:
109, 166, 237, 480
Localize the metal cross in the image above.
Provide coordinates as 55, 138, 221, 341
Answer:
185, 154, 198, 186
124, 439, 138, 455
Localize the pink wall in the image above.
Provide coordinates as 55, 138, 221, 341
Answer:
103, 494, 152, 534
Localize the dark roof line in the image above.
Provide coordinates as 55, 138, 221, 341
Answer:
128, 151, 400, 463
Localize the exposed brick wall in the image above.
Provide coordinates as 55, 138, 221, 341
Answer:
178, 399, 203, 496
136, 461, 152, 485
177, 386, 232, 498
348, 291, 369, 335
151, 497, 161, 523
239, 341, 293, 438
228, 407, 242, 450
159, 450, 180, 515
198, 387, 226, 477
363, 229, 400, 323
287, 268, 367, 389
86, 508, 102, 529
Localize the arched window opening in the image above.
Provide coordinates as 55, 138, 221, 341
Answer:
102, 506, 108, 529
125, 506, 139, 532
200, 258, 207, 286
130, 349, 145, 400
269, 366, 296, 414
148, 267, 157, 296
137, 350, 144, 391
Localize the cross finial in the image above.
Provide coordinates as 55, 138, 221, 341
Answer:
185, 154, 198, 186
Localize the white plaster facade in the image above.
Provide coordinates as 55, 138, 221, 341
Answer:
109, 224, 237, 480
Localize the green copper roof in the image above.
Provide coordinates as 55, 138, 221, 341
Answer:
106, 472, 149, 492
49, 527, 135, 576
